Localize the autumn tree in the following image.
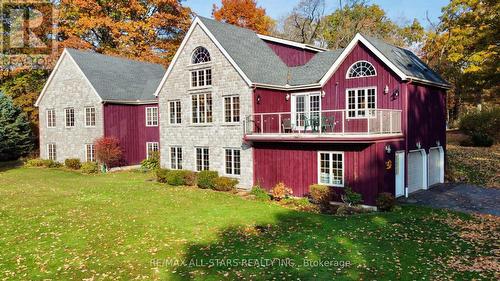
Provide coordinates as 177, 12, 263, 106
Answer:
212, 0, 274, 35
277, 0, 325, 44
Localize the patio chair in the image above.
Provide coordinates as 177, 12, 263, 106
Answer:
281, 118, 293, 133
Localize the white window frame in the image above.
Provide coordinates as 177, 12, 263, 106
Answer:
168, 100, 182, 124
170, 146, 183, 170
195, 147, 209, 171
224, 148, 241, 176
85, 144, 95, 162
146, 107, 159, 127
64, 107, 75, 127
290, 92, 321, 129
146, 142, 159, 159
345, 87, 377, 119
190, 68, 212, 88
191, 46, 211, 65
223, 96, 240, 123
317, 151, 344, 187
191, 93, 213, 124
84, 107, 96, 127
46, 109, 56, 128
47, 143, 56, 160
346, 60, 377, 79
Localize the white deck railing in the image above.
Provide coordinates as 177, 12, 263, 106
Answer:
244, 109, 402, 136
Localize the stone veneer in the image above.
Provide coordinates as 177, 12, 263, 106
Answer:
38, 53, 104, 162
158, 24, 254, 189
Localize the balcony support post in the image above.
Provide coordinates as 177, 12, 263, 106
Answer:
342, 111, 345, 135
278, 114, 282, 134
260, 114, 263, 134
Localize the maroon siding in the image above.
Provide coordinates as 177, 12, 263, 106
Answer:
253, 140, 404, 205
264, 41, 317, 67
103, 103, 159, 165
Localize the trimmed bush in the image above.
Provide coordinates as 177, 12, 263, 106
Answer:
341, 187, 363, 206
81, 162, 99, 174
197, 170, 219, 189
271, 182, 293, 201
156, 168, 170, 183
65, 158, 81, 170
141, 151, 160, 170
166, 170, 189, 186
183, 171, 197, 186
213, 177, 239, 191
25, 158, 61, 168
250, 185, 270, 201
309, 184, 336, 207
376, 192, 396, 211
459, 108, 500, 147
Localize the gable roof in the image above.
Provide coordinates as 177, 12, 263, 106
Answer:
36, 49, 166, 106
155, 16, 449, 95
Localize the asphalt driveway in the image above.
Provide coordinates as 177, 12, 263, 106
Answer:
399, 183, 500, 216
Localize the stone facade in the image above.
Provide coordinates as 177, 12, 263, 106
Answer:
158, 24, 254, 189
38, 53, 104, 162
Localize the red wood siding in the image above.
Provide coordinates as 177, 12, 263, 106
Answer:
103, 103, 159, 165
264, 41, 317, 67
253, 140, 404, 205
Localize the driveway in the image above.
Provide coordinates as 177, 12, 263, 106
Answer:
399, 183, 500, 216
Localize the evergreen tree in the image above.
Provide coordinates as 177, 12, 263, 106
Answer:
0, 93, 34, 161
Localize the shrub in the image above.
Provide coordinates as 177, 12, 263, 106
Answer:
341, 187, 363, 206
65, 158, 81, 170
47, 160, 62, 168
459, 108, 500, 147
271, 182, 293, 201
81, 162, 99, 174
250, 185, 270, 201
166, 170, 190, 186
141, 151, 160, 170
376, 192, 396, 211
280, 198, 319, 213
25, 158, 61, 168
183, 171, 197, 186
197, 170, 219, 189
309, 184, 336, 206
94, 137, 123, 169
213, 177, 239, 191
156, 168, 170, 183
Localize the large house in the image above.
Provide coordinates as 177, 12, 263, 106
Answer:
155, 17, 449, 205
36, 49, 165, 165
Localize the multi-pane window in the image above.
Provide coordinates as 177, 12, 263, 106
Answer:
196, 147, 209, 171
318, 152, 344, 186
146, 107, 159, 126
192, 47, 211, 64
85, 107, 96, 127
169, 100, 182, 124
170, 147, 183, 170
346, 88, 376, 118
192, 93, 213, 123
225, 149, 241, 176
347, 61, 376, 78
46, 109, 56, 128
85, 144, 95, 162
146, 142, 159, 159
47, 143, 56, 160
65, 108, 75, 127
224, 96, 240, 123
191, 69, 212, 88
292, 93, 320, 128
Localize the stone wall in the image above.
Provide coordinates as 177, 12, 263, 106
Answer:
158, 24, 254, 189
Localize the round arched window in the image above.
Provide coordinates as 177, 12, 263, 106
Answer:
192, 47, 211, 64
347, 61, 376, 78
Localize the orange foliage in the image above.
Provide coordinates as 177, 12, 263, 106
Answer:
212, 0, 274, 35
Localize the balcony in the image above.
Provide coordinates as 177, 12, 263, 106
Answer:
244, 109, 403, 143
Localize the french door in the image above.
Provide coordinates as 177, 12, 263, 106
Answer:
291, 93, 321, 130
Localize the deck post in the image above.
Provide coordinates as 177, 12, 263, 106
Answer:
342, 111, 345, 135
379, 110, 382, 134
390, 112, 393, 134
278, 113, 282, 134
260, 114, 263, 134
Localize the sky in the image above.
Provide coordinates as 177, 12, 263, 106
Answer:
183, 0, 451, 28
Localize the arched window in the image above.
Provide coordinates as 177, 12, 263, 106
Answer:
192, 47, 211, 64
347, 61, 376, 78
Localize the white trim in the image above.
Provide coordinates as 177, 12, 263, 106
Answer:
189, 68, 212, 89
290, 91, 322, 130
84, 106, 96, 127
154, 17, 252, 97
222, 95, 241, 124
345, 87, 377, 119
146, 142, 159, 159
46, 108, 56, 128
85, 143, 95, 162
47, 143, 56, 161
169, 146, 183, 170
317, 151, 344, 187
345, 60, 377, 79
103, 100, 157, 105
168, 100, 182, 125
195, 146, 210, 171
64, 107, 75, 128
256, 34, 327, 52
35, 49, 102, 107
428, 146, 445, 185
145, 106, 159, 127
223, 148, 241, 177
407, 149, 428, 192
395, 150, 405, 198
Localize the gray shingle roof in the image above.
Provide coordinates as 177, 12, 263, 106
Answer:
198, 17, 448, 88
67, 48, 166, 102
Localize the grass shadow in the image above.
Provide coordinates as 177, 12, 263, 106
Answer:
0, 160, 23, 173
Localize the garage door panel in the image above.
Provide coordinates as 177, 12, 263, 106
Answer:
428, 147, 443, 186
408, 150, 425, 194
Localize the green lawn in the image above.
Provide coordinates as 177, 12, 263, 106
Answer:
0, 167, 497, 280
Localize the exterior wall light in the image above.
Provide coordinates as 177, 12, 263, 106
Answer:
416, 142, 422, 149
256, 95, 261, 104
321, 90, 326, 98
436, 140, 440, 146
385, 145, 392, 154
285, 94, 290, 101
384, 85, 389, 94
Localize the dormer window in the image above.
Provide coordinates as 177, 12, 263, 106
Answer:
192, 47, 211, 64
347, 61, 376, 78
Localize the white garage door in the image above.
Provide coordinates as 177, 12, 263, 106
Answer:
428, 147, 444, 186
408, 150, 427, 194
